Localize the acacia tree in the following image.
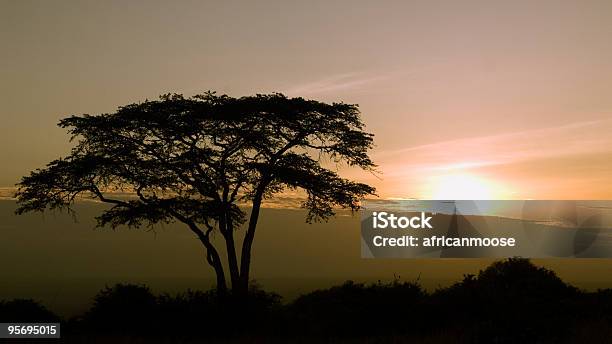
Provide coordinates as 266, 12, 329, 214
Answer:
16, 92, 376, 296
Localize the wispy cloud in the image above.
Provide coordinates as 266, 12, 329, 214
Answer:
376, 118, 612, 175
284, 72, 387, 96
358, 118, 612, 199
0, 187, 16, 200
377, 119, 612, 169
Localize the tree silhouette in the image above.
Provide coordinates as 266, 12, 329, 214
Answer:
15, 92, 376, 296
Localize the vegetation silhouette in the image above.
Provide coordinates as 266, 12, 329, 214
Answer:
3, 259, 612, 342
14, 92, 377, 298
288, 279, 427, 336
0, 299, 59, 323
82, 284, 157, 334
431, 258, 580, 342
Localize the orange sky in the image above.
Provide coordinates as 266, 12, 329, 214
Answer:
2, 0, 612, 200
355, 119, 612, 199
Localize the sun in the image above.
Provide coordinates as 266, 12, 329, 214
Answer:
428, 173, 500, 200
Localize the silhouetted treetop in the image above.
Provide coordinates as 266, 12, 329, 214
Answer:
16, 92, 377, 294
17, 93, 374, 221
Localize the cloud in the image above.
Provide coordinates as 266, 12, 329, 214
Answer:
284, 72, 387, 96
0, 187, 17, 200
376, 118, 612, 175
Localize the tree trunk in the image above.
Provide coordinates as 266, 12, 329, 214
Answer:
176, 215, 229, 296
213, 264, 228, 296
220, 214, 240, 291
238, 192, 264, 296
199, 238, 228, 295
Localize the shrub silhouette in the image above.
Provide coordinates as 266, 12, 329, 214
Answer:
432, 258, 579, 342
76, 282, 281, 337
289, 280, 427, 336
0, 299, 59, 322
156, 284, 281, 336
83, 284, 157, 334
7, 259, 612, 342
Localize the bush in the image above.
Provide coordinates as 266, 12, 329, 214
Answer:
432, 258, 579, 342
82, 283, 157, 334
156, 283, 282, 336
289, 280, 427, 336
24, 259, 612, 342
77, 282, 282, 337
0, 299, 59, 322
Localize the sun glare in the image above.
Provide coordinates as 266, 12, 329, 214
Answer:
428, 173, 500, 200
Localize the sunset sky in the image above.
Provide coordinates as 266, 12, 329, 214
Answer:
4, 1, 612, 315
2, 0, 612, 200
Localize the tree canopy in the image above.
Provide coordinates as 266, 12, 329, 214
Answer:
16, 92, 377, 294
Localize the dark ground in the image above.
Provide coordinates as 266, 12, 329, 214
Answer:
2, 258, 612, 343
